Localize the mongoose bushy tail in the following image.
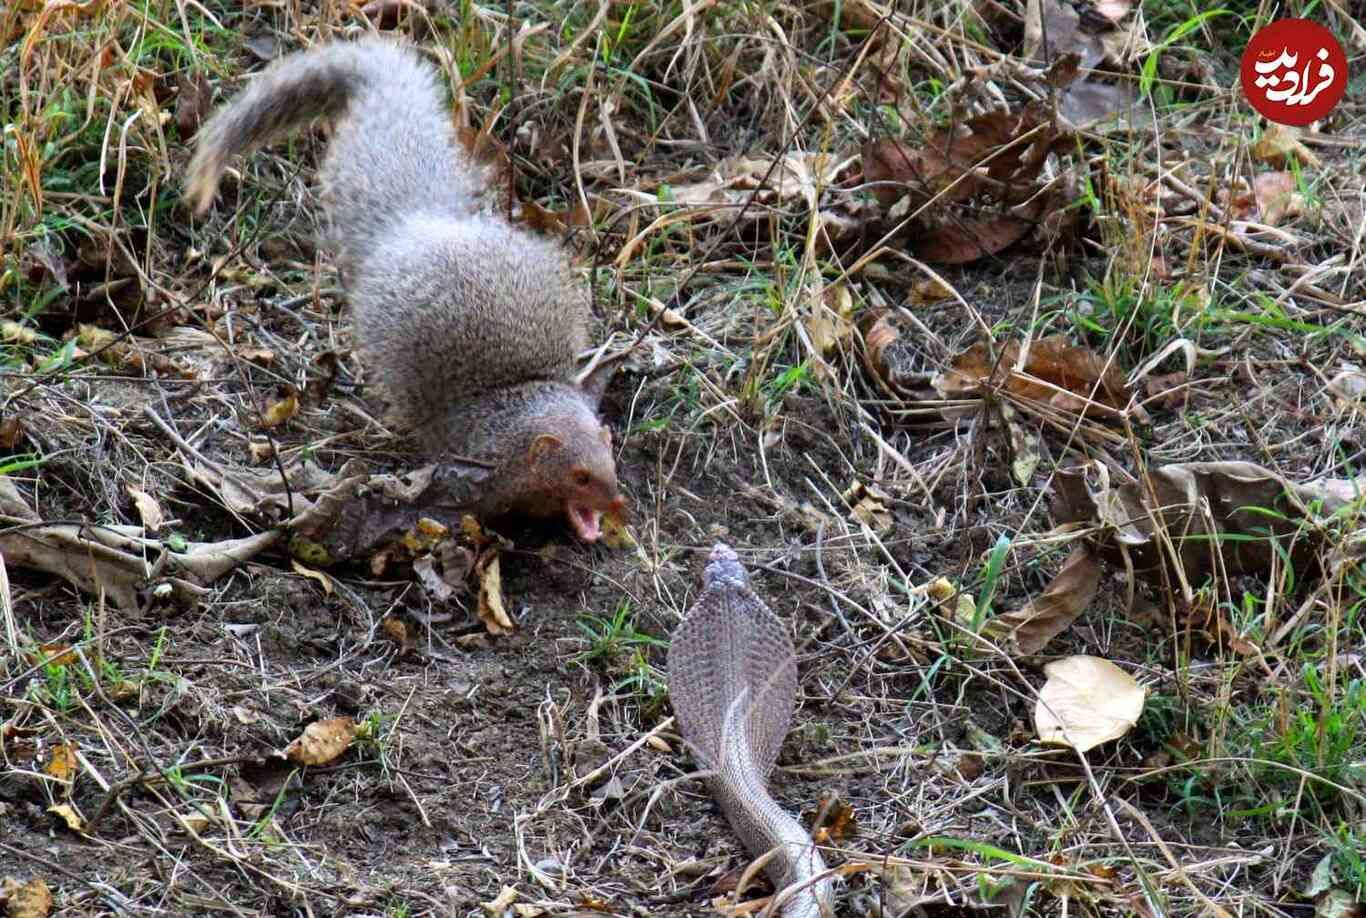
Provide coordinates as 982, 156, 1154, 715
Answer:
187, 37, 623, 541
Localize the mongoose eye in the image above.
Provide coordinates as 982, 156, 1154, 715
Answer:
573, 469, 592, 487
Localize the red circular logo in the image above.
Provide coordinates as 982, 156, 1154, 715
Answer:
1240, 19, 1348, 126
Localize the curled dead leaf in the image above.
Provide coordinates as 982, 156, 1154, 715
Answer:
805, 282, 855, 356
476, 551, 515, 635
1052, 460, 1357, 588
290, 559, 334, 595
126, 486, 165, 533
283, 717, 356, 766
47, 803, 85, 833
985, 546, 1102, 654
844, 481, 894, 533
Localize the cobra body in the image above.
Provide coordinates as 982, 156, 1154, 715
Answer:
667, 544, 833, 917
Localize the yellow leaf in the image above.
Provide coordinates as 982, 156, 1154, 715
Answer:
290, 559, 334, 596
260, 390, 299, 428
2, 876, 54, 918
47, 803, 85, 832
476, 553, 515, 635
46, 742, 77, 782
599, 510, 636, 550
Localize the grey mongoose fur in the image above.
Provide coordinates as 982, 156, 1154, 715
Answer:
185, 37, 623, 541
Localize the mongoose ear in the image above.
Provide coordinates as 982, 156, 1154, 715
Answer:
577, 356, 620, 410
529, 434, 563, 462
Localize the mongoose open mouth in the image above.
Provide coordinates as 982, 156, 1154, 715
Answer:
568, 504, 601, 542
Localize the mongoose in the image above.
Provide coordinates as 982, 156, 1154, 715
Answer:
185, 37, 623, 542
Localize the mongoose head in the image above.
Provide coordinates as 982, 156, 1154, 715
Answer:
528, 419, 624, 543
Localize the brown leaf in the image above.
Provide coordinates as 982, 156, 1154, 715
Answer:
29, 643, 77, 667
908, 209, 1036, 264
283, 717, 356, 766
1024, 0, 1106, 68
864, 110, 1058, 213
413, 538, 475, 603
985, 546, 1102, 654
1143, 369, 1189, 409
1057, 78, 1138, 127
909, 276, 956, 304
174, 71, 212, 140
844, 481, 894, 533
804, 282, 855, 355
1052, 460, 1357, 589
3, 876, 54, 918
476, 551, 515, 635
354, 0, 423, 29
934, 335, 1132, 415
382, 616, 418, 656
1251, 125, 1321, 169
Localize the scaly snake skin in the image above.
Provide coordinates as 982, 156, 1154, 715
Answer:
667, 544, 833, 917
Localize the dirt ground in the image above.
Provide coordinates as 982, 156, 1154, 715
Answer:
3, 1, 1365, 916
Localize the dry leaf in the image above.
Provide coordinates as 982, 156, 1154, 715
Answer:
3, 876, 54, 918
382, 616, 417, 656
805, 282, 855, 355
1, 319, 38, 344
1034, 655, 1145, 752
599, 509, 636, 550
260, 389, 299, 428
0, 415, 25, 449
290, 559, 334, 595
46, 742, 77, 782
126, 486, 165, 533
1052, 460, 1358, 588
861, 310, 937, 401
47, 803, 85, 832
482, 886, 519, 914
413, 538, 475, 603
476, 552, 515, 635
1251, 125, 1321, 169
283, 717, 356, 766
934, 336, 1132, 417
844, 481, 894, 533
1327, 370, 1366, 403
909, 276, 955, 304
31, 643, 77, 667
985, 546, 1102, 654
1224, 172, 1304, 226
